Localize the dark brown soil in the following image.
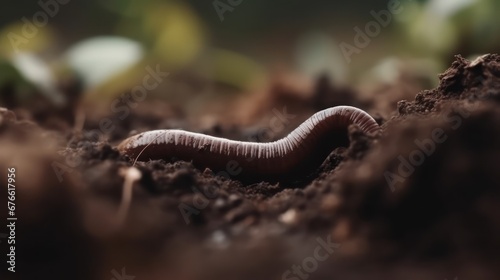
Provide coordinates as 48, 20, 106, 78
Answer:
1, 54, 500, 280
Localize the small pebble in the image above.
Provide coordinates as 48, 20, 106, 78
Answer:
228, 194, 242, 206
279, 209, 298, 225
321, 194, 341, 211
208, 230, 229, 249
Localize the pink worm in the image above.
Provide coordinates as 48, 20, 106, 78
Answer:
118, 106, 380, 182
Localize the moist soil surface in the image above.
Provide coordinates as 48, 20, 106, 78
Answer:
1, 54, 500, 280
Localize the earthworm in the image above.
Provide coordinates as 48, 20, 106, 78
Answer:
118, 106, 380, 182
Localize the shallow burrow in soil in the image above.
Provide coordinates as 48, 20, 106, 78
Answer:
1, 54, 500, 280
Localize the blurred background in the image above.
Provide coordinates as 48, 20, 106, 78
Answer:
0, 0, 499, 122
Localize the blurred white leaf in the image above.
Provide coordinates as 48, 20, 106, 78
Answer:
427, 0, 477, 18
295, 32, 347, 83
65, 36, 144, 88
10, 52, 66, 105
368, 57, 402, 84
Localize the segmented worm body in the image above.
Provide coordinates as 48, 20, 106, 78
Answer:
118, 106, 380, 182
